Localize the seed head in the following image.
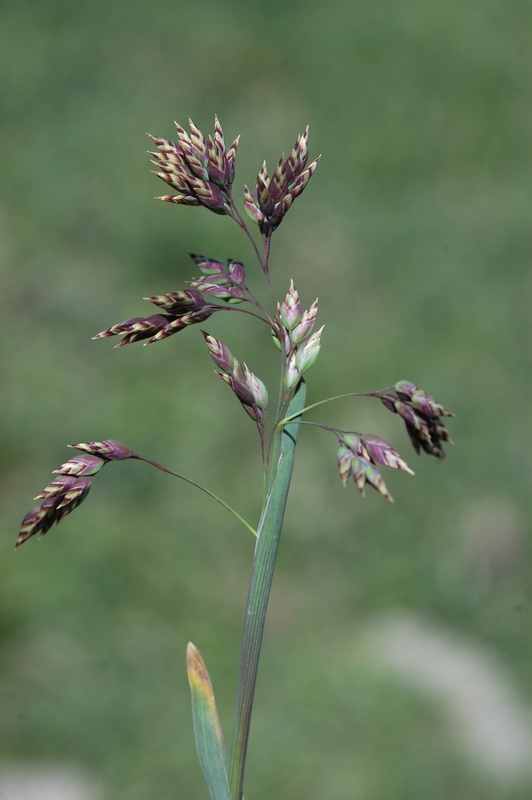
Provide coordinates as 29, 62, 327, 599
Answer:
379, 382, 454, 459
17, 440, 141, 548
149, 117, 238, 215
243, 127, 320, 236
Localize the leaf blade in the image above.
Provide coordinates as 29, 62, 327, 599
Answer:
187, 642, 232, 800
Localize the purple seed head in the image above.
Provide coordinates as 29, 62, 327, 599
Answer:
380, 382, 454, 460
149, 117, 237, 216
243, 127, 320, 236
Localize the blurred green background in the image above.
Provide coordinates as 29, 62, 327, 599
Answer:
1, 1, 531, 798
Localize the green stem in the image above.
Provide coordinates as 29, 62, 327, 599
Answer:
229, 380, 307, 800
134, 456, 257, 538
229, 199, 264, 269
276, 389, 391, 427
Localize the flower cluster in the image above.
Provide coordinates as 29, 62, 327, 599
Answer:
380, 381, 454, 459
93, 289, 216, 347
203, 333, 268, 425
244, 128, 320, 236
186, 252, 247, 304
275, 282, 323, 391
17, 440, 134, 548
149, 117, 239, 215
337, 432, 414, 502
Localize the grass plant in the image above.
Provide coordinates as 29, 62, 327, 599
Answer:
17, 116, 453, 799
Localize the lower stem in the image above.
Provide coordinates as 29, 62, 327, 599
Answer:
228, 381, 307, 800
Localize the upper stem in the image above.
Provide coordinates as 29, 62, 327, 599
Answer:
228, 380, 307, 800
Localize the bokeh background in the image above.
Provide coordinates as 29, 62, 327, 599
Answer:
1, 1, 531, 798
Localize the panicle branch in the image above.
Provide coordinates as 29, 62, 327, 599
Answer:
92, 254, 263, 348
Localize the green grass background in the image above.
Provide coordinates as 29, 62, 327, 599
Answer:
1, 1, 531, 798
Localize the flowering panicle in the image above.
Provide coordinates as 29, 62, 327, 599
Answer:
244, 127, 320, 236
336, 432, 414, 502
16, 440, 135, 548
186, 252, 248, 304
149, 117, 239, 215
203, 333, 268, 425
379, 381, 454, 459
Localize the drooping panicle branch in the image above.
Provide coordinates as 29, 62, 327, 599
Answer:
17, 439, 258, 548
92, 253, 267, 348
